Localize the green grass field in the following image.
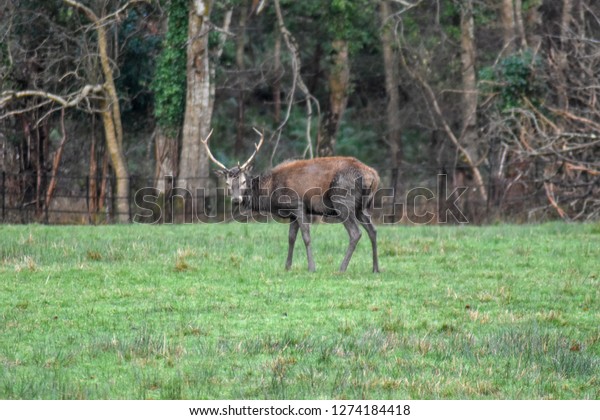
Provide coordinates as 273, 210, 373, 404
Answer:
0, 222, 598, 399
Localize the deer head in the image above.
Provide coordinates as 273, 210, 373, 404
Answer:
201, 127, 264, 204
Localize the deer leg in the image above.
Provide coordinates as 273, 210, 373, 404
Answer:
298, 221, 316, 272
339, 216, 362, 272
358, 212, 379, 273
286, 219, 299, 270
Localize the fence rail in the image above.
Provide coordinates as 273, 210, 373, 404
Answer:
0, 170, 562, 225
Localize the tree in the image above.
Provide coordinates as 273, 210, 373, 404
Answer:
2, 0, 598, 224
270, 0, 318, 161
152, 0, 188, 195
477, 0, 600, 220
395, 1, 488, 205
176, 0, 212, 218
459, 0, 479, 165
379, 0, 403, 219
177, 0, 231, 218
316, 0, 366, 157
1, 0, 96, 221
64, 0, 133, 223
1, 0, 148, 222
234, 0, 249, 157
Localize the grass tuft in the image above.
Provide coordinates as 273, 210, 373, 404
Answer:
86, 250, 103, 261
14, 256, 36, 272
174, 248, 195, 272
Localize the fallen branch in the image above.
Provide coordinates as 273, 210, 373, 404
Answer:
564, 163, 600, 176
543, 182, 568, 220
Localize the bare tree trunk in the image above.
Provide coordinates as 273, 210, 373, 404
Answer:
573, 0, 585, 36
501, 0, 517, 53
560, 0, 573, 41
98, 151, 110, 222
500, 0, 528, 50
34, 116, 44, 219
155, 128, 178, 192
0, 132, 19, 222
460, 0, 479, 162
64, 0, 130, 222
555, 0, 572, 109
178, 0, 214, 219
100, 104, 129, 222
525, 1, 542, 49
98, 26, 124, 151
317, 40, 350, 157
379, 0, 403, 221
273, 31, 282, 124
44, 109, 67, 214
514, 0, 527, 49
459, 0, 487, 218
235, 0, 248, 157
154, 127, 178, 223
88, 115, 99, 218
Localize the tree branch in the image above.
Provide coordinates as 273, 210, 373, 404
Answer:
45, 108, 69, 210
272, 0, 319, 163
400, 52, 488, 202
0, 84, 104, 115
393, 10, 487, 202
62, 0, 98, 22
543, 182, 569, 220
63, 0, 150, 25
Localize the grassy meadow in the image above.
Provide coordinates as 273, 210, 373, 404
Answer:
0, 222, 599, 399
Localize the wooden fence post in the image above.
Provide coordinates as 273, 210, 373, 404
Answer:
129, 175, 133, 223
1, 172, 5, 222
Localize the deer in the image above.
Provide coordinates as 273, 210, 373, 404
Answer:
202, 128, 380, 273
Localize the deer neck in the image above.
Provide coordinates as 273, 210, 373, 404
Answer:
243, 173, 271, 211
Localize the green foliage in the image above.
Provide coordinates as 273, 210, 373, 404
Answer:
151, 0, 188, 135
328, 0, 375, 45
211, 102, 313, 169
472, 1, 496, 27
281, 0, 377, 54
0, 223, 599, 398
440, 1, 461, 41
336, 108, 384, 167
441, 2, 495, 44
117, 10, 163, 118
479, 50, 544, 110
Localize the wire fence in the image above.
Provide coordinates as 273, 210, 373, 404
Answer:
0, 169, 556, 225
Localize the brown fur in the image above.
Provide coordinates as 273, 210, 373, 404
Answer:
265, 157, 379, 209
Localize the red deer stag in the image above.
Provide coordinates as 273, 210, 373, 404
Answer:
202, 128, 380, 272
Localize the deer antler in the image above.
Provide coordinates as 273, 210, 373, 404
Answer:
240, 127, 265, 170
200, 129, 228, 171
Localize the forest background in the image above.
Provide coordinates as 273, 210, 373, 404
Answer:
1, 0, 599, 224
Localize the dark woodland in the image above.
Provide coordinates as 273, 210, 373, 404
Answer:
1, 0, 599, 224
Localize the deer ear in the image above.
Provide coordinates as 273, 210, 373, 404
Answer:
243, 164, 253, 174
214, 169, 227, 177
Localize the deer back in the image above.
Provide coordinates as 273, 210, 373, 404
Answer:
260, 157, 379, 215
